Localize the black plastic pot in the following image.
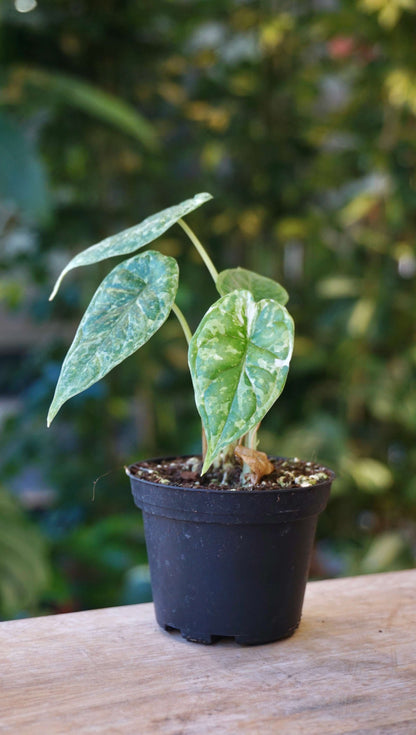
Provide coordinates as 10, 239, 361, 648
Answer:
127, 459, 334, 645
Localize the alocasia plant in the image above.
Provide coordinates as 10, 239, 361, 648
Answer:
48, 193, 294, 483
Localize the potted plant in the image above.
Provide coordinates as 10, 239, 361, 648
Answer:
48, 192, 334, 645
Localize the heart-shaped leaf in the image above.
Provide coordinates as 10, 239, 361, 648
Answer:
216, 267, 288, 305
47, 251, 179, 425
189, 290, 294, 472
49, 192, 212, 299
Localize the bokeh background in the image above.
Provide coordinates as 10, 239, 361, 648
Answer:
1, 0, 416, 620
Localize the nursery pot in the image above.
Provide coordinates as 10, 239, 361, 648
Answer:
127, 459, 334, 646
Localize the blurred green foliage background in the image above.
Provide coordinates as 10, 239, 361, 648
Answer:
1, 0, 415, 620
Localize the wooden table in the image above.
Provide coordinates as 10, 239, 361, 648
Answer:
0, 570, 415, 734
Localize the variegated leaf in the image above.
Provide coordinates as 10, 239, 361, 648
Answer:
189, 290, 294, 472
50, 192, 212, 299
216, 267, 288, 305
47, 251, 179, 425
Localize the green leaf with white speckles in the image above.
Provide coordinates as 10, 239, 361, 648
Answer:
47, 251, 179, 425
216, 267, 289, 305
189, 290, 294, 473
49, 192, 212, 300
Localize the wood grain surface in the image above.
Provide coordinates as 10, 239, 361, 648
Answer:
0, 570, 415, 734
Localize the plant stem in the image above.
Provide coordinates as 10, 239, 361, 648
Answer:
172, 302, 206, 462
238, 425, 260, 484
178, 218, 219, 284
247, 423, 260, 450
172, 303, 192, 345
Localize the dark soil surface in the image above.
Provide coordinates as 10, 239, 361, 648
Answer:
128, 456, 331, 491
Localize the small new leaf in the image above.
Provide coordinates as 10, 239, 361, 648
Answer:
189, 290, 294, 472
47, 251, 179, 425
216, 267, 288, 305
49, 192, 212, 300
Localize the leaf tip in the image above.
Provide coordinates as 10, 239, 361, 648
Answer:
49, 265, 70, 300
47, 402, 59, 427
201, 455, 212, 475
49, 279, 61, 301
196, 192, 213, 204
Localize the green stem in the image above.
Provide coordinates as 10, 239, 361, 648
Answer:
247, 423, 260, 450
178, 218, 219, 284
172, 303, 192, 345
